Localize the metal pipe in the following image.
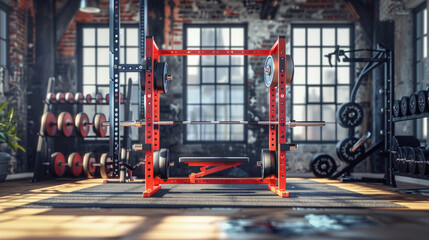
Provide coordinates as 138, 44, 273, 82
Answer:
102, 120, 325, 127
350, 132, 372, 153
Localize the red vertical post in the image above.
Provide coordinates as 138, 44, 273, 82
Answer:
143, 36, 161, 197
269, 87, 276, 152
276, 36, 289, 197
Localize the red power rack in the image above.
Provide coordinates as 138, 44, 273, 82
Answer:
143, 36, 290, 198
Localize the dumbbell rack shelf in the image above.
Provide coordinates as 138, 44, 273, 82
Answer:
392, 112, 429, 122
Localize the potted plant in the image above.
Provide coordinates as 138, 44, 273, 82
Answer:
0, 102, 25, 182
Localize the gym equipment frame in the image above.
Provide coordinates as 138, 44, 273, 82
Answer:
108, 0, 324, 198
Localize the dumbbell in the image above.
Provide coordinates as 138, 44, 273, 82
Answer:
82, 152, 114, 179
57, 112, 75, 137
46, 92, 84, 104
40, 152, 67, 177
85, 93, 124, 104
75, 112, 108, 137
400, 96, 411, 116
41, 112, 58, 136
105, 93, 125, 104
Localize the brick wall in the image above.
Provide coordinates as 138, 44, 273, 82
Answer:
0, 0, 35, 173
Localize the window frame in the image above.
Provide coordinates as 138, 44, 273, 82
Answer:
0, 2, 9, 67
183, 23, 248, 144
77, 23, 140, 141
414, 4, 427, 142
291, 23, 355, 144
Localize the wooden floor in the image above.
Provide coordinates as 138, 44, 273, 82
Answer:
0, 177, 428, 239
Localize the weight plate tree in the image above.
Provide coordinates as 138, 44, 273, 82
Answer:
310, 153, 337, 178
336, 136, 365, 163
336, 102, 364, 128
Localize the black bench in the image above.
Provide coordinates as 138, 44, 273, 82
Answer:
179, 157, 249, 163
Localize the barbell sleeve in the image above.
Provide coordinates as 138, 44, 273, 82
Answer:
102, 120, 326, 127
350, 131, 371, 153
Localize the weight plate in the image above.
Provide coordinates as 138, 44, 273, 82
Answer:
336, 102, 364, 128
65, 92, 74, 103
336, 136, 365, 163
75, 112, 90, 138
416, 148, 428, 176
159, 148, 170, 179
100, 153, 113, 179
154, 61, 169, 93
153, 150, 160, 177
405, 147, 416, 174
393, 100, 401, 117
67, 152, 83, 177
86, 93, 92, 103
310, 153, 337, 178
105, 93, 110, 104
93, 113, 108, 137
96, 93, 103, 104
417, 90, 427, 113
41, 112, 57, 136
83, 152, 97, 178
409, 93, 418, 115
261, 149, 276, 179
46, 92, 56, 104
57, 112, 74, 137
400, 96, 410, 116
56, 92, 65, 104
75, 92, 84, 104
399, 147, 408, 173
49, 152, 66, 177
286, 55, 294, 86
264, 55, 277, 87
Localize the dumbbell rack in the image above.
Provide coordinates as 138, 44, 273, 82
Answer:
325, 45, 396, 187
32, 77, 133, 181
391, 103, 429, 180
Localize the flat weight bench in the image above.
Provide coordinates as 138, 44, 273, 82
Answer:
179, 157, 249, 183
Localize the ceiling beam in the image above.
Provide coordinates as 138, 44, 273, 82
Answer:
345, 0, 373, 41
55, 0, 81, 46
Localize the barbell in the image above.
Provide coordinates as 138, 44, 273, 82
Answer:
102, 120, 325, 128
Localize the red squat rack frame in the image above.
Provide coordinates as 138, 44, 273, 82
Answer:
142, 36, 290, 198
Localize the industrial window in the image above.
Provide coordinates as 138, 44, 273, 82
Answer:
0, 4, 8, 67
183, 24, 247, 142
291, 25, 353, 143
415, 6, 427, 143
78, 24, 140, 140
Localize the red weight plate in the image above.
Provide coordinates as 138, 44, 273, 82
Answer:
41, 112, 57, 136
75, 92, 84, 104
75, 112, 90, 138
96, 93, 103, 104
58, 112, 74, 137
56, 92, 65, 103
65, 92, 74, 103
46, 92, 56, 104
67, 152, 83, 177
120, 93, 124, 104
105, 93, 110, 104
100, 153, 113, 179
83, 152, 97, 178
93, 113, 108, 137
50, 152, 66, 177
86, 94, 92, 103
